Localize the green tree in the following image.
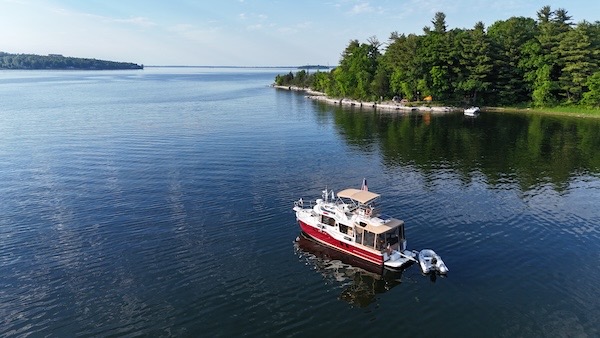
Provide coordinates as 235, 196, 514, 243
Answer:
556, 22, 598, 103
432, 12, 447, 33
529, 6, 574, 104
312, 71, 332, 93
333, 38, 381, 100
274, 5, 600, 109
420, 12, 454, 100
295, 70, 308, 87
383, 33, 423, 100
275, 72, 294, 86
532, 64, 557, 106
488, 16, 537, 104
456, 22, 493, 104
371, 62, 390, 100
582, 71, 600, 107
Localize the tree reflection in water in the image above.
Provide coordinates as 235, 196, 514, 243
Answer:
316, 103, 600, 193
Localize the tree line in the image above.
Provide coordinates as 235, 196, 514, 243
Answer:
0, 52, 143, 70
275, 6, 600, 108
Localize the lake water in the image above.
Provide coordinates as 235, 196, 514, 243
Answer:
1, 68, 599, 337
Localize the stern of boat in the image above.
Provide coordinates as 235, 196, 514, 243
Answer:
383, 250, 417, 270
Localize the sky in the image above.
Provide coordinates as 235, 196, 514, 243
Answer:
1, 0, 599, 66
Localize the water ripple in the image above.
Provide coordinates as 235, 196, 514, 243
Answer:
2, 69, 600, 337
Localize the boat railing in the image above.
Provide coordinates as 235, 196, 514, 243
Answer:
294, 199, 315, 209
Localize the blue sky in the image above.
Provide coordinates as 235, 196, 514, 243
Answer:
1, 0, 599, 66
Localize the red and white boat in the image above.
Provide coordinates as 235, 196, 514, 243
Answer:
293, 183, 417, 270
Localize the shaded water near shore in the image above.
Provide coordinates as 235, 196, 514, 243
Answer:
1, 68, 599, 336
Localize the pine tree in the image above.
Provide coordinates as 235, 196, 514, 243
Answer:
421, 12, 453, 100
488, 16, 537, 104
384, 33, 423, 100
457, 22, 493, 104
582, 72, 600, 107
557, 22, 597, 102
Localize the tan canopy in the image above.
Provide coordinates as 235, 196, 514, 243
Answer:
363, 218, 404, 234
337, 188, 380, 205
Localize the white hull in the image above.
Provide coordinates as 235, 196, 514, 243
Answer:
464, 106, 480, 116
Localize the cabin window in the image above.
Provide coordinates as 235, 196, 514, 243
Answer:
355, 228, 363, 245
385, 229, 399, 246
363, 231, 375, 248
321, 215, 336, 227
376, 234, 385, 250
339, 223, 349, 234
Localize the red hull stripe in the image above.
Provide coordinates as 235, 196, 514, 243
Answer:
298, 220, 383, 265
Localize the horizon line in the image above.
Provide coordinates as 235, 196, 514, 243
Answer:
144, 65, 335, 69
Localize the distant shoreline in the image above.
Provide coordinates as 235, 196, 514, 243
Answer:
0, 52, 143, 70
145, 65, 298, 69
144, 65, 334, 69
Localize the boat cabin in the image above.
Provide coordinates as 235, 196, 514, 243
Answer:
329, 188, 407, 252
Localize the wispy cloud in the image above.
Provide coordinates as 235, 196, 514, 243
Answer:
239, 12, 270, 30
351, 2, 373, 14
46, 5, 156, 29
238, 12, 268, 21
277, 21, 313, 34
247, 24, 263, 30
169, 24, 220, 43
114, 16, 156, 28
347, 1, 384, 15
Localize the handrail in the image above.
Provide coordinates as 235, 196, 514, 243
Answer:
294, 199, 315, 208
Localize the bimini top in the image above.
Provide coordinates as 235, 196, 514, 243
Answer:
337, 188, 380, 205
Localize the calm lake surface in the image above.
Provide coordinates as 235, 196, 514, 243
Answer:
1, 68, 599, 337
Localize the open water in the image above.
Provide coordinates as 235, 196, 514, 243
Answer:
1, 68, 599, 337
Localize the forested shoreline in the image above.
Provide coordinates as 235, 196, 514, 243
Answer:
275, 6, 600, 110
0, 52, 143, 70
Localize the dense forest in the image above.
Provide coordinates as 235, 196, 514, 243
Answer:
275, 6, 600, 108
0, 52, 143, 70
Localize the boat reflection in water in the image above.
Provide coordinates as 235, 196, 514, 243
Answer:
294, 232, 412, 307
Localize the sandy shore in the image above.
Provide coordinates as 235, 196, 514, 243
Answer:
272, 85, 459, 113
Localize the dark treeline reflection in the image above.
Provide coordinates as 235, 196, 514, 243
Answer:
316, 103, 600, 191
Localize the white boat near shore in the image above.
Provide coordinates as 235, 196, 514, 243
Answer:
464, 106, 480, 116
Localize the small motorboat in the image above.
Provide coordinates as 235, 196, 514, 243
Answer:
418, 249, 448, 274
464, 106, 480, 116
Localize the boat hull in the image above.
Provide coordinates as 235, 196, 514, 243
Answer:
295, 232, 385, 276
298, 220, 384, 266
464, 107, 480, 116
